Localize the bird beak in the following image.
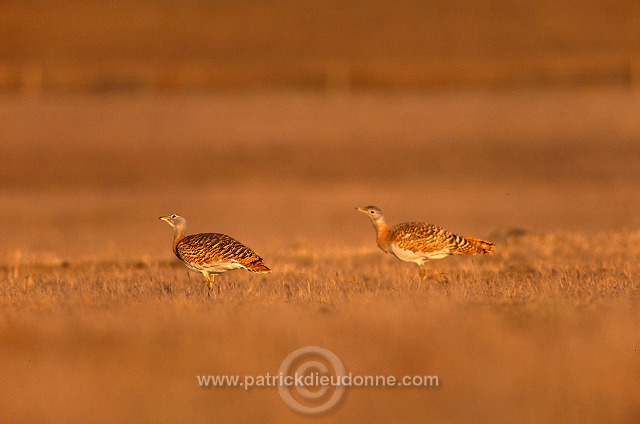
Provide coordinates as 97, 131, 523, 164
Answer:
159, 216, 169, 222
355, 207, 366, 214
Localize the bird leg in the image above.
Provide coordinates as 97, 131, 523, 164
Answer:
204, 273, 220, 297
418, 264, 431, 280
419, 264, 449, 284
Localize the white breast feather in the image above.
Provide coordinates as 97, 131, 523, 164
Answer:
390, 245, 451, 263
182, 259, 246, 274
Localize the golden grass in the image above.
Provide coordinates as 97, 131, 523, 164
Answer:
1, 232, 640, 423
2, 231, 639, 308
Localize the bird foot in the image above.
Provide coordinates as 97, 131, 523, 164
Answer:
435, 272, 449, 284
206, 280, 221, 298
419, 268, 449, 283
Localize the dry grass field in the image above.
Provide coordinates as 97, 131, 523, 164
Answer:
1, 87, 640, 422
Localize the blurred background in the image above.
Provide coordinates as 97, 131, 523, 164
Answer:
1, 0, 640, 259
1, 0, 639, 93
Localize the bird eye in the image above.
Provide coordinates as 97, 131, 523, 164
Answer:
171, 214, 177, 218
369, 210, 375, 214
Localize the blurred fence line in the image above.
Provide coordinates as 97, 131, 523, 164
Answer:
0, 53, 637, 95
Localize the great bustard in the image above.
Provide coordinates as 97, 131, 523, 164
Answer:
160, 214, 271, 295
356, 206, 495, 279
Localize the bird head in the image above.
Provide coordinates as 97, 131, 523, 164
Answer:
356, 205, 384, 222
159, 214, 186, 230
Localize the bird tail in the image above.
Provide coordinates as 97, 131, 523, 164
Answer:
245, 260, 272, 273
462, 237, 496, 255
